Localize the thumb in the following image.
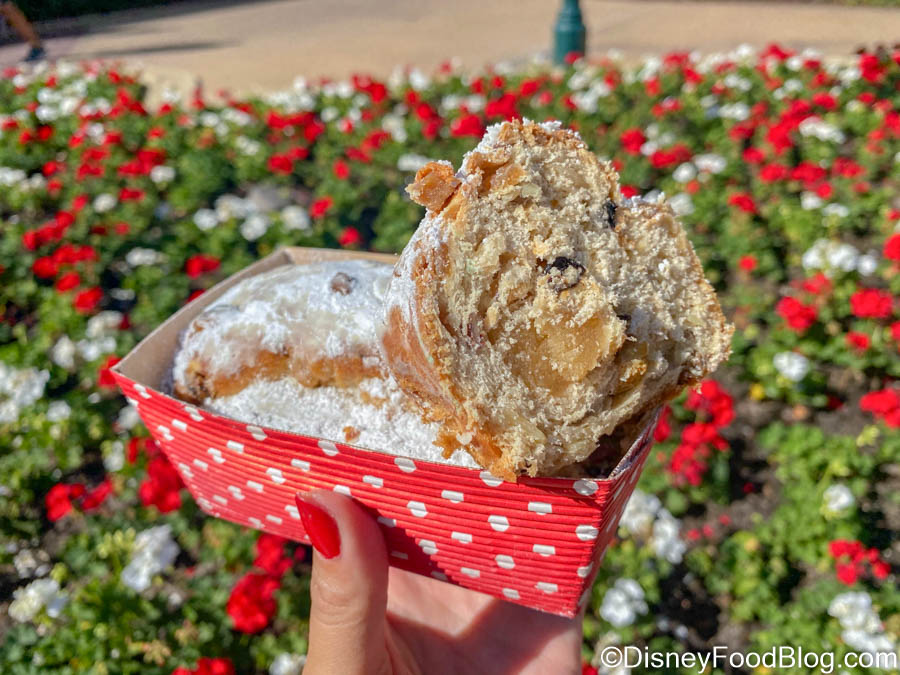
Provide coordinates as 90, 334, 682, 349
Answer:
295, 490, 390, 675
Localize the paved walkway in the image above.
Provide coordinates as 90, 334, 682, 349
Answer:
2, 0, 899, 97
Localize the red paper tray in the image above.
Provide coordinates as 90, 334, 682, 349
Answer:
112, 247, 656, 617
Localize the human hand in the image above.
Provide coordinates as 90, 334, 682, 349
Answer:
294, 490, 584, 675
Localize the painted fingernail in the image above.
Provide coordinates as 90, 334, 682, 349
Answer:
294, 493, 341, 559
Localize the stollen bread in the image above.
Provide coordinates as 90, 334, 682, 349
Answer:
381, 119, 732, 480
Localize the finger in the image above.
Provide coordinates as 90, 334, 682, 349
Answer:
295, 490, 390, 675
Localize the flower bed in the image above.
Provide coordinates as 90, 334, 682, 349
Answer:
1, 45, 899, 673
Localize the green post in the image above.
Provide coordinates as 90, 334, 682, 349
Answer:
553, 0, 586, 65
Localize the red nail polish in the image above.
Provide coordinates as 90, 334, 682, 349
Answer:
295, 494, 341, 559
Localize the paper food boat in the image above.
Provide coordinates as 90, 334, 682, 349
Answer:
112, 247, 657, 617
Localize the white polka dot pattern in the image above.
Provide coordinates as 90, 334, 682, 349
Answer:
488, 515, 510, 532
441, 490, 464, 503
113, 368, 658, 619
394, 457, 416, 473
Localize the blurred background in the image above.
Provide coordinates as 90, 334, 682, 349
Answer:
3, 0, 900, 96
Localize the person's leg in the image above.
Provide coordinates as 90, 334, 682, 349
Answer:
0, 2, 43, 49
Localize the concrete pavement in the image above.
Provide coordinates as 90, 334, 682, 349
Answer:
2, 0, 899, 97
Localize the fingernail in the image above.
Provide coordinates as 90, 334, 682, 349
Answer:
295, 493, 341, 559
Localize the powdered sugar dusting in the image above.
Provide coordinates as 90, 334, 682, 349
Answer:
173, 260, 391, 388
205, 375, 478, 469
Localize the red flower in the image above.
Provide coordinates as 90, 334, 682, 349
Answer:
836, 562, 860, 586
850, 288, 893, 319
776, 297, 817, 333
226, 572, 280, 633
884, 234, 900, 261
890, 321, 900, 342
119, 187, 145, 202
254, 534, 291, 578
738, 255, 757, 272
620, 128, 645, 155
73, 287, 103, 314
743, 147, 765, 164
173, 658, 235, 675
653, 405, 671, 442
727, 192, 757, 214
267, 153, 294, 175
46, 484, 79, 521
194, 658, 235, 675
310, 196, 333, 219
484, 93, 519, 120
338, 226, 363, 248
98, 356, 122, 388
139, 456, 184, 513
759, 163, 789, 182
81, 478, 113, 511
333, 159, 350, 180
185, 254, 220, 279
800, 272, 832, 296
450, 113, 484, 138
32, 256, 58, 279
846, 332, 871, 352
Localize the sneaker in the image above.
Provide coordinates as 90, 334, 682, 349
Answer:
23, 45, 46, 63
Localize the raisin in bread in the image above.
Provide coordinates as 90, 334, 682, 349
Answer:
381, 119, 732, 480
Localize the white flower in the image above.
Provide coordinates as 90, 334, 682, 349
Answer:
719, 102, 750, 120
773, 352, 810, 382
823, 484, 855, 514
0, 363, 50, 424
51, 336, 76, 370
13, 549, 50, 579
828, 592, 897, 658
8, 579, 67, 623
116, 404, 141, 430
93, 193, 117, 213
822, 203, 849, 218
240, 213, 270, 241
215, 194, 251, 221
281, 205, 310, 231
269, 653, 306, 675
600, 579, 648, 628
236, 136, 262, 156
672, 163, 697, 183
199, 112, 220, 127
150, 165, 175, 184
620, 490, 662, 535
409, 68, 430, 91
86, 311, 124, 339
121, 525, 179, 593
382, 113, 408, 143
669, 193, 694, 217
76, 336, 116, 362
126, 247, 166, 267
826, 243, 860, 272
801, 192, 823, 210
651, 512, 687, 564
694, 153, 727, 174
799, 117, 845, 143
193, 208, 219, 231
857, 254, 879, 276
0, 166, 27, 186
620, 490, 686, 564
47, 401, 71, 422
104, 440, 125, 472
397, 154, 432, 172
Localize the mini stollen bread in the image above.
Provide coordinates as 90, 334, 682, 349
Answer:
172, 260, 392, 403
381, 119, 733, 480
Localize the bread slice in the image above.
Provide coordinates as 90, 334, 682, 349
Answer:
381, 120, 732, 480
